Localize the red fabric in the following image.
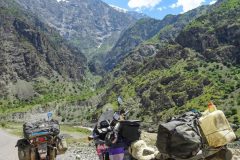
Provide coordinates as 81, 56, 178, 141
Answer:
96, 144, 107, 156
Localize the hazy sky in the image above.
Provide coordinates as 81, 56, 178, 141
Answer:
102, 0, 217, 19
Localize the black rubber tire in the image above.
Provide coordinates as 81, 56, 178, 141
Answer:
224, 148, 233, 160
48, 148, 56, 160
17, 139, 31, 160
31, 148, 38, 160
18, 146, 31, 160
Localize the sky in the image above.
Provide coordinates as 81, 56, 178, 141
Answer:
102, 0, 217, 19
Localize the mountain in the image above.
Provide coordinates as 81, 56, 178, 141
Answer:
96, 0, 240, 128
127, 11, 147, 20
16, 0, 144, 58
176, 0, 240, 64
0, 0, 87, 114
90, 17, 170, 74
104, 6, 208, 71
109, 5, 146, 20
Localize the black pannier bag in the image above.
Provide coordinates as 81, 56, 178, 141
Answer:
119, 120, 141, 142
56, 135, 68, 155
156, 111, 202, 159
16, 139, 31, 160
23, 119, 60, 139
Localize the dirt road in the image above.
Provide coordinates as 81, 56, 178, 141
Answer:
1, 128, 239, 160
0, 129, 97, 160
0, 129, 18, 160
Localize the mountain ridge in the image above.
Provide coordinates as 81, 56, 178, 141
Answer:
0, 0, 89, 115
95, 0, 240, 129
103, 5, 209, 71
16, 0, 144, 58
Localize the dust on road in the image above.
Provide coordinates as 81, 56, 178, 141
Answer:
0, 129, 18, 160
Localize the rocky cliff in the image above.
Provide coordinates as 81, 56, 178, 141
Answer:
104, 6, 208, 71
0, 0, 86, 104
16, 0, 143, 58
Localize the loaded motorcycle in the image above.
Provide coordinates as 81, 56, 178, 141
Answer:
89, 109, 141, 160
16, 116, 67, 160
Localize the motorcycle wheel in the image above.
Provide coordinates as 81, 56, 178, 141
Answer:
48, 147, 56, 160
30, 148, 38, 160
18, 146, 31, 160
17, 139, 31, 160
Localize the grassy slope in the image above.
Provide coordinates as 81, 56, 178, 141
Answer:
95, 0, 240, 135
0, 122, 91, 144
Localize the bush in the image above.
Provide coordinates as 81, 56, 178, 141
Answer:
0, 122, 7, 128
233, 116, 239, 125
231, 108, 237, 115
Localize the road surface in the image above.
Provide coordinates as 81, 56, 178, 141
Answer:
0, 129, 18, 160
1, 129, 239, 160
0, 129, 97, 160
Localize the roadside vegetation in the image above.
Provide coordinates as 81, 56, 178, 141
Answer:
0, 122, 91, 144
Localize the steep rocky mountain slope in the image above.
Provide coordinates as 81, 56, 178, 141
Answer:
96, 0, 240, 132
104, 6, 208, 71
0, 0, 88, 114
0, 0, 144, 121
16, 0, 144, 58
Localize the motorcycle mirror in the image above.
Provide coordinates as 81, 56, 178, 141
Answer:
113, 112, 120, 121
47, 112, 53, 121
117, 96, 123, 105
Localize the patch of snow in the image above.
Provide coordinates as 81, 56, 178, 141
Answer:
56, 0, 69, 3
209, 0, 217, 5
97, 43, 103, 49
110, 5, 128, 13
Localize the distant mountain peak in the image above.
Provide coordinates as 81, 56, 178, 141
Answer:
56, 0, 69, 2
109, 4, 128, 13
16, 0, 141, 58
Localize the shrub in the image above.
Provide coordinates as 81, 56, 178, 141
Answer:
231, 108, 237, 115
0, 122, 6, 128
233, 116, 239, 125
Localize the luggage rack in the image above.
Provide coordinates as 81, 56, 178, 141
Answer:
25, 127, 54, 139
29, 131, 51, 138
27, 130, 56, 146
119, 120, 141, 123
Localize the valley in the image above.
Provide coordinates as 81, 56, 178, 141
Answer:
0, 0, 240, 134
0, 0, 240, 159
